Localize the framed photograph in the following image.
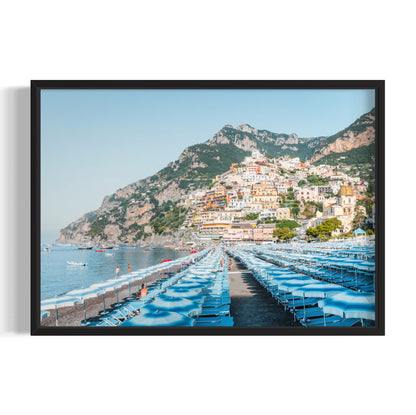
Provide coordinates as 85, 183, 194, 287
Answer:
31, 80, 385, 335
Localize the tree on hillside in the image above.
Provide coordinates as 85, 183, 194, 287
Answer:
306, 217, 342, 239
306, 227, 319, 238
275, 219, 300, 230
244, 213, 259, 221
273, 226, 296, 240
291, 206, 300, 218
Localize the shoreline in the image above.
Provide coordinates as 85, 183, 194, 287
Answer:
41, 263, 182, 327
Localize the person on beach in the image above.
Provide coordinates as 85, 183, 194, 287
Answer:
137, 283, 148, 299
128, 264, 131, 273
116, 266, 120, 278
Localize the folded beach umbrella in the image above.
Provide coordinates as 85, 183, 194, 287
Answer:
90, 280, 124, 314
318, 291, 375, 321
120, 310, 194, 327
66, 286, 107, 324
141, 295, 202, 317
107, 278, 133, 306
41, 296, 82, 326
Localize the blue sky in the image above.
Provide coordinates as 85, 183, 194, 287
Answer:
41, 88, 375, 241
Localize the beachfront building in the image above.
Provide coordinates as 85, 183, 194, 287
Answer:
253, 224, 276, 241
198, 222, 232, 239
222, 223, 255, 242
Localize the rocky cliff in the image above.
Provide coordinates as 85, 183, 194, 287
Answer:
309, 109, 375, 163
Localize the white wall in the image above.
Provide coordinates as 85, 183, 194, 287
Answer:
0, 1, 414, 414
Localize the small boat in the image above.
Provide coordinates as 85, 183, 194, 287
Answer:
95, 249, 104, 252
144, 249, 150, 252
100, 245, 115, 250
190, 250, 197, 254
43, 247, 50, 252
105, 253, 114, 256
160, 259, 173, 263
78, 246, 93, 250
67, 261, 88, 266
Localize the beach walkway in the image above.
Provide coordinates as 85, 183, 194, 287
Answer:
227, 255, 298, 327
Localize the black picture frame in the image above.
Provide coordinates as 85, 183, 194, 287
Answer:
31, 80, 385, 336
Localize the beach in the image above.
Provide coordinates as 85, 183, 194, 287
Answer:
41, 264, 182, 326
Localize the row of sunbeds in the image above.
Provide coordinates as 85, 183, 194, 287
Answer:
227, 248, 361, 327
88, 249, 234, 327
254, 246, 375, 293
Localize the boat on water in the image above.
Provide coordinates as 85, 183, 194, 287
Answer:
105, 253, 114, 256
95, 249, 104, 252
100, 245, 116, 250
78, 246, 93, 250
67, 261, 88, 266
160, 259, 173, 263
43, 247, 51, 252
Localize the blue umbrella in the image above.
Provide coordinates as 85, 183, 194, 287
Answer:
164, 288, 204, 302
276, 278, 317, 318
174, 282, 205, 289
292, 283, 348, 298
120, 310, 194, 326
276, 278, 317, 293
292, 282, 348, 324
318, 291, 375, 321
141, 295, 202, 317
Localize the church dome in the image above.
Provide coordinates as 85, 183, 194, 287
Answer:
338, 185, 354, 197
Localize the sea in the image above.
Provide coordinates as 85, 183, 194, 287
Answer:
41, 245, 189, 300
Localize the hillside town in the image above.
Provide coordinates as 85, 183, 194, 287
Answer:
179, 150, 375, 243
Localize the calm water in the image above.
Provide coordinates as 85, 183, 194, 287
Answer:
41, 245, 188, 300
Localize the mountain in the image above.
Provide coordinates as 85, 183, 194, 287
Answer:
58, 109, 375, 244
309, 108, 375, 164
